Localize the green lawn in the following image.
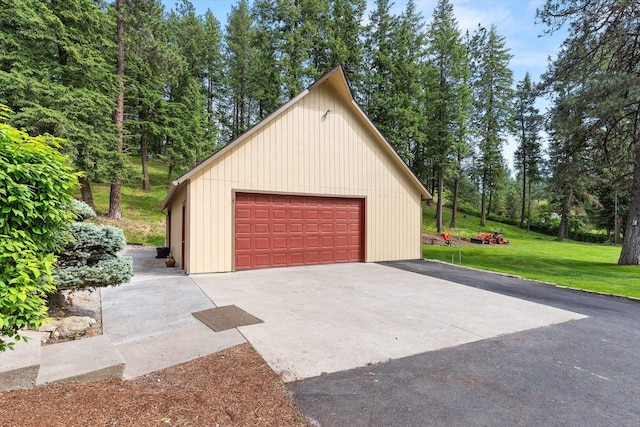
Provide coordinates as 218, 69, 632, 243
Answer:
89, 157, 171, 247
422, 203, 640, 298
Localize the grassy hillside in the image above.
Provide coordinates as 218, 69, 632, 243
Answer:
422, 203, 640, 298
89, 157, 171, 247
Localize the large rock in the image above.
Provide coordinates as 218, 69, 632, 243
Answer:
40, 316, 97, 341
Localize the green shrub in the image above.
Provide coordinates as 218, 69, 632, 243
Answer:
0, 105, 77, 351
54, 220, 133, 291
71, 198, 97, 221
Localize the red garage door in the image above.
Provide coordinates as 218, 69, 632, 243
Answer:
235, 193, 364, 270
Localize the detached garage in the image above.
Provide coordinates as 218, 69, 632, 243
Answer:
161, 66, 431, 274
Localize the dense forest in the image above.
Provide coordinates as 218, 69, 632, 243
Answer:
1, 0, 638, 265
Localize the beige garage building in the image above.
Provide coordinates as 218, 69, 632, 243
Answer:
161, 66, 431, 273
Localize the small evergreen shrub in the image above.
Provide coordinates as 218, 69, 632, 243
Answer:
54, 222, 133, 291
71, 198, 97, 221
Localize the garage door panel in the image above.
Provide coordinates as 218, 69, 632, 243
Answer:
235, 193, 363, 270
290, 236, 303, 248
321, 223, 333, 233
306, 236, 319, 247
321, 236, 334, 247
290, 252, 304, 264
255, 209, 269, 219
335, 235, 348, 246
255, 238, 270, 250
273, 237, 287, 249
236, 223, 251, 234
289, 209, 303, 220
272, 223, 287, 233
272, 209, 287, 220
321, 251, 335, 262
236, 237, 251, 250
272, 253, 288, 266
306, 251, 319, 263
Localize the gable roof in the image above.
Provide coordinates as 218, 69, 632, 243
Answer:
162, 65, 431, 210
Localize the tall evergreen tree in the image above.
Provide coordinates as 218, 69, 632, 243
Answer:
546, 85, 591, 240
425, 0, 471, 232
362, 0, 404, 158
327, 0, 366, 85
389, 1, 426, 165
513, 72, 543, 229
165, 0, 220, 177
0, 0, 117, 210
202, 10, 225, 130
539, 0, 640, 264
123, 0, 175, 192
251, 17, 282, 120
469, 25, 514, 227
224, 0, 258, 140
253, 0, 327, 98
110, 0, 125, 219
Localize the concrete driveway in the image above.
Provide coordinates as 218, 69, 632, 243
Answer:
192, 263, 585, 382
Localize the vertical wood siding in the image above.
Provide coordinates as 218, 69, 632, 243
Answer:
187, 81, 422, 273
167, 184, 187, 270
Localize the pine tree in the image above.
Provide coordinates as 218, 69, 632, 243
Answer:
253, 0, 324, 98
124, 0, 176, 192
425, 0, 471, 232
362, 0, 403, 157
391, 0, 428, 171
469, 25, 514, 227
165, 1, 221, 177
0, 0, 117, 210
224, 0, 258, 140
110, 0, 125, 219
539, 0, 640, 264
513, 72, 543, 229
327, 0, 366, 84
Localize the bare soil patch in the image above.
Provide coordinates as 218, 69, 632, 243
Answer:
0, 344, 308, 427
422, 233, 471, 246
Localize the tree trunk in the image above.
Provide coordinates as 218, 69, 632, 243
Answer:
78, 176, 95, 210
435, 167, 444, 233
614, 192, 620, 245
526, 178, 532, 232
450, 167, 460, 228
141, 135, 150, 191
618, 134, 640, 264
480, 169, 487, 227
109, 175, 122, 221
109, 0, 125, 220
140, 108, 151, 192
558, 189, 572, 240
520, 162, 527, 228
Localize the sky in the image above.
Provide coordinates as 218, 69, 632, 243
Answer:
163, 0, 568, 167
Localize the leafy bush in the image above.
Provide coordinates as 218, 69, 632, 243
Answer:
0, 105, 77, 351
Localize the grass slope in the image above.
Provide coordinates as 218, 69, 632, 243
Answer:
90, 157, 171, 247
422, 203, 640, 298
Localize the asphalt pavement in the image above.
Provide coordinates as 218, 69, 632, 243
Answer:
290, 260, 640, 427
